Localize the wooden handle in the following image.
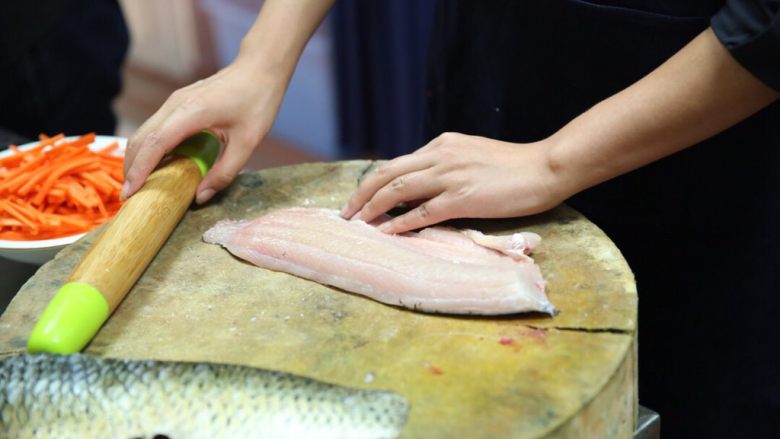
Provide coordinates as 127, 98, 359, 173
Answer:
69, 156, 202, 312
27, 131, 219, 354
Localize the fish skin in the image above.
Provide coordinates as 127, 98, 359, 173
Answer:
0, 354, 409, 439
204, 208, 554, 315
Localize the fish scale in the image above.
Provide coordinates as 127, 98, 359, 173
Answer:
0, 354, 409, 439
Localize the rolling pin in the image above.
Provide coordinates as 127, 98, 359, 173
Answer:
27, 131, 220, 354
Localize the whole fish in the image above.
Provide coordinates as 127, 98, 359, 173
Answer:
0, 354, 409, 439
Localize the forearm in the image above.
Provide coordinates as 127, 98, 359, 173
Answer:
235, 0, 336, 77
122, 0, 336, 202
547, 28, 779, 196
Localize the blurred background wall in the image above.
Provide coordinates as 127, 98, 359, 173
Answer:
115, 0, 435, 169
116, 0, 334, 169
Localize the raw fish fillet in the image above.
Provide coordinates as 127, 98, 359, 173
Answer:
203, 208, 554, 315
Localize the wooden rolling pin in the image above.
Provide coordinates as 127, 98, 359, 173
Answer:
27, 132, 220, 354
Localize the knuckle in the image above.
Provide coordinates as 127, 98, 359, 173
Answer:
125, 138, 138, 155
376, 161, 394, 176
129, 128, 152, 151
169, 88, 186, 100
179, 94, 204, 115
453, 185, 473, 200
437, 132, 459, 144
390, 176, 406, 192
436, 132, 452, 142
143, 130, 163, 149
388, 155, 408, 166
416, 203, 431, 220
377, 154, 411, 176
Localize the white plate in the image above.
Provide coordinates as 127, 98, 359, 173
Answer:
0, 135, 126, 265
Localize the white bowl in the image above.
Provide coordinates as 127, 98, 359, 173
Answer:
0, 135, 126, 265
0, 234, 86, 265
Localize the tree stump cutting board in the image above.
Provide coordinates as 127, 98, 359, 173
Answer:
0, 161, 638, 438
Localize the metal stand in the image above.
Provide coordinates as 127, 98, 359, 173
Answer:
634, 405, 661, 439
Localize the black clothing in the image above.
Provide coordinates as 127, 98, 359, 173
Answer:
713, 0, 780, 91
0, 0, 75, 65
0, 0, 129, 143
425, 1, 780, 437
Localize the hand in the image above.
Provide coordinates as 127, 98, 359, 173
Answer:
341, 132, 568, 234
122, 59, 286, 204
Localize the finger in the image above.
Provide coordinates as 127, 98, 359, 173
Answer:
415, 133, 445, 153
195, 132, 258, 204
122, 106, 211, 199
341, 153, 434, 219
352, 170, 443, 223
124, 91, 186, 178
377, 197, 453, 234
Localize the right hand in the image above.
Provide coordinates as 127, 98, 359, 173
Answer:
122, 58, 286, 204
341, 132, 568, 234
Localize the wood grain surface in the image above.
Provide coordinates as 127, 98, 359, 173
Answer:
70, 156, 202, 311
0, 161, 638, 438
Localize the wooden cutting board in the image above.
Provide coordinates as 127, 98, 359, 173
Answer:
0, 161, 637, 438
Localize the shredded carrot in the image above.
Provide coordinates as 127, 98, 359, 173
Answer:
0, 134, 65, 168
0, 133, 125, 240
97, 141, 119, 155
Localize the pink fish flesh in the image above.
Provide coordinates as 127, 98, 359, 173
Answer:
203, 208, 554, 315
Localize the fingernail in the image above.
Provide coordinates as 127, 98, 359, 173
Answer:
378, 222, 393, 233
351, 209, 364, 222
196, 188, 215, 204
119, 181, 130, 200
340, 204, 349, 217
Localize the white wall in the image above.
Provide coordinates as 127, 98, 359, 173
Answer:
200, 0, 340, 159
120, 0, 203, 81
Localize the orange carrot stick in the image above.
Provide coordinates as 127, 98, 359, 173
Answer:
1, 133, 125, 240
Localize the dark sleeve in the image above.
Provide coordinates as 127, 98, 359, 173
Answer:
711, 0, 780, 91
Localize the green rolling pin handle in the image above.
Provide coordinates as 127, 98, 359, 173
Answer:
27, 283, 109, 354
171, 130, 221, 176
27, 131, 221, 354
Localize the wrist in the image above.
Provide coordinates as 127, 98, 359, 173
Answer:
539, 133, 588, 202
233, 0, 335, 81
233, 38, 297, 80
223, 46, 291, 110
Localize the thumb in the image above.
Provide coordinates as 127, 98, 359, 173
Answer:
195, 133, 258, 204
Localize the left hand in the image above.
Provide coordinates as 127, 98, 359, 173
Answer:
341, 132, 568, 234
